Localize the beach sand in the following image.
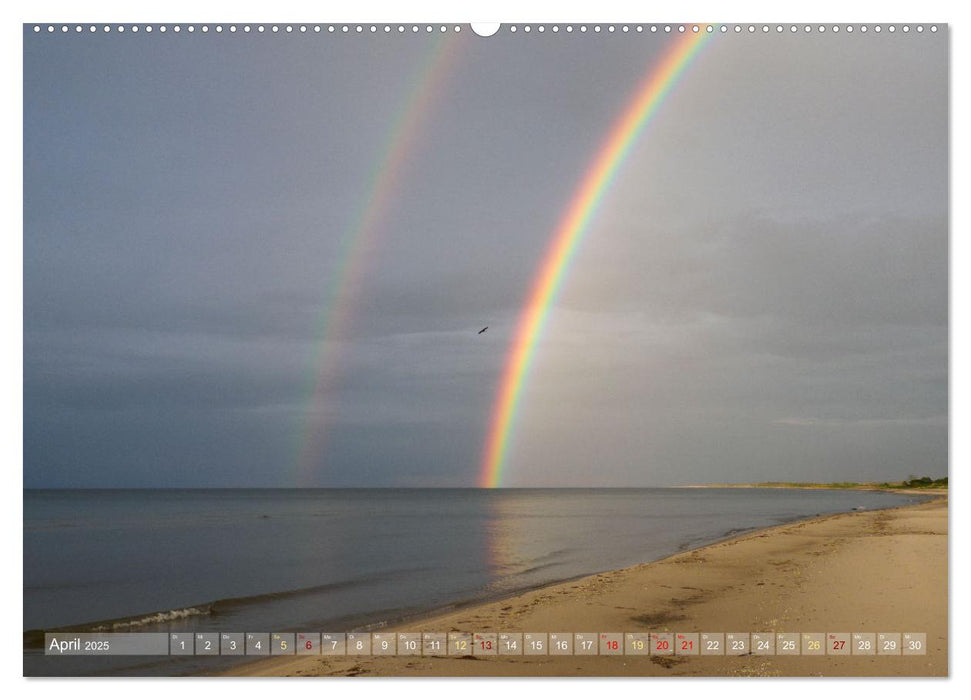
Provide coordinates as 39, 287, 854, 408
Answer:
221, 496, 947, 677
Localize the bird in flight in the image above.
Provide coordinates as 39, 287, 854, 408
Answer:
478, 326, 488, 335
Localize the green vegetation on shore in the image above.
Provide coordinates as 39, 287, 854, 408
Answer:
692, 477, 947, 491
878, 476, 948, 490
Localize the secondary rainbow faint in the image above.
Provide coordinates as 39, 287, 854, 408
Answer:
295, 33, 461, 486
479, 26, 717, 488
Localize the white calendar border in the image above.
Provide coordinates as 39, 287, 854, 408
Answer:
3, 1, 963, 699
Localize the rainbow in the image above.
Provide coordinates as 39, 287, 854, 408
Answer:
479, 27, 716, 488
295, 33, 461, 486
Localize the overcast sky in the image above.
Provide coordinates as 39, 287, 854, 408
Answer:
23, 25, 947, 487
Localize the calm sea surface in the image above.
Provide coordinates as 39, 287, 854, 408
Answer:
24, 488, 924, 674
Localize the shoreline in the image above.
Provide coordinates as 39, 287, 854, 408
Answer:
682, 484, 948, 496
217, 495, 947, 677
26, 489, 926, 643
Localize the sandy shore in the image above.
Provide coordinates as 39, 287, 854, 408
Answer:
220, 496, 947, 677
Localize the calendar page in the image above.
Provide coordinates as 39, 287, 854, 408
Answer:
22, 17, 948, 681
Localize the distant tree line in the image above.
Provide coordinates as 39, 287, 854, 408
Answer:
879, 476, 948, 489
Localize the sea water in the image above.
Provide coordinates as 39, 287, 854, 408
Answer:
23, 487, 924, 675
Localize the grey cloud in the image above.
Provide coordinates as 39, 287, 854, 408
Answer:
23, 28, 947, 486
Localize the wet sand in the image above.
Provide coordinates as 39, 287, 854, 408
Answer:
222, 496, 947, 677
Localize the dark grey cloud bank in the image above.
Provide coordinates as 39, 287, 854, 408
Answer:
24, 27, 946, 487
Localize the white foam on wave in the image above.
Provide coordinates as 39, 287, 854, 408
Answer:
91, 606, 210, 630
